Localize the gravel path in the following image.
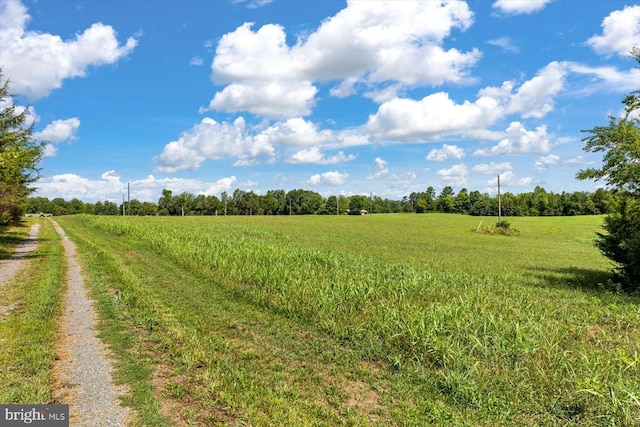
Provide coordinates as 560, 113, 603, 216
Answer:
0, 223, 40, 317
52, 220, 131, 426
0, 222, 40, 287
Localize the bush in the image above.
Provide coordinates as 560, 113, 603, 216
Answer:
495, 220, 511, 229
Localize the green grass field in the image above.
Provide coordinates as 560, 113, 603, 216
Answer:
13, 214, 640, 425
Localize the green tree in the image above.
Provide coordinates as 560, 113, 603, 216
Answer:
437, 186, 455, 213
577, 48, 640, 289
158, 189, 175, 215
348, 194, 369, 214
454, 188, 471, 214
0, 72, 44, 223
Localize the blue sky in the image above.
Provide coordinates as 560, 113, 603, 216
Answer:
1, 0, 639, 203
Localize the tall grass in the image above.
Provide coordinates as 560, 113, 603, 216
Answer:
0, 219, 66, 403
58, 214, 640, 425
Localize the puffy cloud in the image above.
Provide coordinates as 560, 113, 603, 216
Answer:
307, 171, 349, 186
259, 117, 334, 147
0, 0, 137, 100
474, 122, 552, 156
366, 92, 501, 141
208, 1, 480, 118
471, 161, 512, 174
286, 147, 356, 164
363, 62, 567, 143
517, 176, 534, 186
201, 80, 318, 118
34, 118, 80, 143
533, 154, 560, 171
34, 117, 81, 158
153, 117, 275, 173
426, 144, 465, 161
506, 61, 565, 118
587, 5, 640, 58
34, 171, 237, 203
487, 170, 514, 185
492, 0, 554, 15
436, 163, 469, 187
367, 157, 389, 180
154, 116, 345, 172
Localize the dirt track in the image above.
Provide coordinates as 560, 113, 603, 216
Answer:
0, 223, 40, 317
50, 220, 131, 426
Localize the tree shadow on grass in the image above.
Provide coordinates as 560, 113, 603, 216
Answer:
0, 223, 44, 261
524, 266, 629, 295
0, 233, 27, 260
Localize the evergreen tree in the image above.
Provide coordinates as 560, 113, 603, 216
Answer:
577, 48, 640, 290
0, 71, 44, 223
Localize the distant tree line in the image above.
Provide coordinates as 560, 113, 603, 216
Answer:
26, 186, 616, 217
404, 185, 615, 216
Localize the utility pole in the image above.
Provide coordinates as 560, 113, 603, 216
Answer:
127, 182, 130, 216
498, 174, 502, 223
370, 192, 373, 215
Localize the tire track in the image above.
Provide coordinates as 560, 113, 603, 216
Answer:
0, 223, 40, 317
52, 220, 131, 426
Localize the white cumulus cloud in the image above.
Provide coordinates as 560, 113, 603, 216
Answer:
153, 117, 276, 173
587, 5, 640, 58
366, 92, 501, 141
307, 171, 349, 187
533, 154, 560, 171
506, 61, 565, 119
34, 117, 81, 158
436, 163, 469, 187
492, 0, 554, 15
207, 1, 480, 118
426, 144, 465, 161
286, 147, 356, 164
34, 118, 80, 143
471, 162, 513, 174
0, 0, 138, 100
474, 122, 552, 156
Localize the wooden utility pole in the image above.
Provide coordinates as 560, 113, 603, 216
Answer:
498, 174, 502, 223
370, 192, 373, 215
127, 182, 130, 215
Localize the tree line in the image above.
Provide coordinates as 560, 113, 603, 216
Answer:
26, 185, 618, 218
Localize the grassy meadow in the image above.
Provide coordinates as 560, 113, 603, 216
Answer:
45, 214, 640, 425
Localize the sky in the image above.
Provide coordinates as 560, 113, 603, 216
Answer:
1, 0, 639, 203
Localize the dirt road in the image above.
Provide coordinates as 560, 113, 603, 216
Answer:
52, 220, 132, 426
